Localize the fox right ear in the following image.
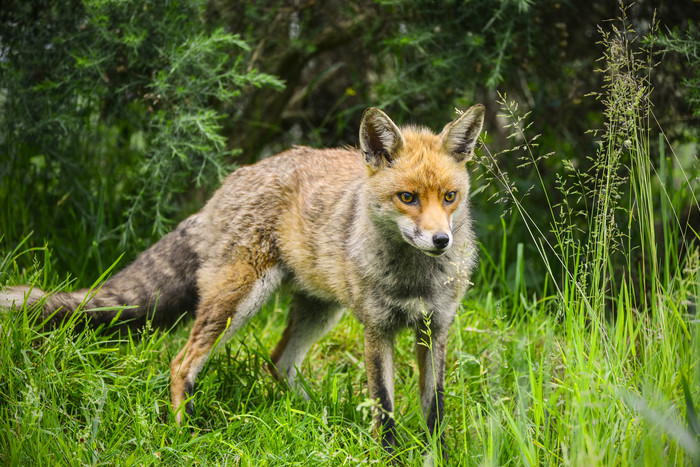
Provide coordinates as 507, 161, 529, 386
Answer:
359, 108, 405, 169
440, 104, 485, 162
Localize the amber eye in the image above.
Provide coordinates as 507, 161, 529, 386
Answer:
444, 191, 457, 203
398, 192, 416, 204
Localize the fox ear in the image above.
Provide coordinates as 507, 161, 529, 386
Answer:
359, 107, 405, 169
440, 104, 485, 162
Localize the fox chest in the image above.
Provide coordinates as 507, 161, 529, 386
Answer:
357, 270, 462, 332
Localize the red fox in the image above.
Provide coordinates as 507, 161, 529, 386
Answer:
2, 105, 484, 462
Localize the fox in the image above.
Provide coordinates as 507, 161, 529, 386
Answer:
2, 104, 485, 462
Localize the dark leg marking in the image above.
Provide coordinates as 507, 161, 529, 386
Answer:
425, 384, 444, 435
184, 380, 194, 417
370, 354, 396, 452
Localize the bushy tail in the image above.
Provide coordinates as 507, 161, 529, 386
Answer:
1, 215, 203, 332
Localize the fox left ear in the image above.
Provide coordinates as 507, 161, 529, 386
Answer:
440, 104, 485, 162
360, 107, 405, 169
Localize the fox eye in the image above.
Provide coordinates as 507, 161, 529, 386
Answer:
398, 192, 416, 204
444, 191, 457, 203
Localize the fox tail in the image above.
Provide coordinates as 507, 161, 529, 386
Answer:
1, 215, 202, 332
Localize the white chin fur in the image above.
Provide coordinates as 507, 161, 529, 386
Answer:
398, 222, 451, 257
399, 229, 448, 257
422, 249, 447, 257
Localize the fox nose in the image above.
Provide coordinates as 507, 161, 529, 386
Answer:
432, 232, 450, 249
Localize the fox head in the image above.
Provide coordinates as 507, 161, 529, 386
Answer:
359, 105, 484, 257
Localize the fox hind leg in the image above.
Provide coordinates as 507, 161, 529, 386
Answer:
269, 293, 343, 397
170, 262, 283, 425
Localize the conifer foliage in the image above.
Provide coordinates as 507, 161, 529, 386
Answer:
0, 0, 281, 272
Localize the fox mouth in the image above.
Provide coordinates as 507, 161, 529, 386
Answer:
399, 228, 450, 257
422, 249, 447, 257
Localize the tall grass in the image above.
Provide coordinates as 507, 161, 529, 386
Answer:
1, 10, 699, 467
470, 9, 700, 465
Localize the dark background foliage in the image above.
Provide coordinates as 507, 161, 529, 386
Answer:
1, 0, 698, 285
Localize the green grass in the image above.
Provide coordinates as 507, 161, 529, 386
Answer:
1, 13, 699, 467
1, 240, 697, 465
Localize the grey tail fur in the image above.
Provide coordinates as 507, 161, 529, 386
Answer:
1, 215, 202, 332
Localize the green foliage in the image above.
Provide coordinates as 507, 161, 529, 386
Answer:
0, 0, 282, 279
375, 0, 556, 116
656, 21, 700, 117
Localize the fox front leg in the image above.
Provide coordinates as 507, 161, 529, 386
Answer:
416, 326, 450, 464
363, 328, 397, 458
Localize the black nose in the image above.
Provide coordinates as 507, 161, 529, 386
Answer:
432, 233, 450, 249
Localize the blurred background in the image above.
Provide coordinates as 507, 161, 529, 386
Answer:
1, 0, 698, 288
